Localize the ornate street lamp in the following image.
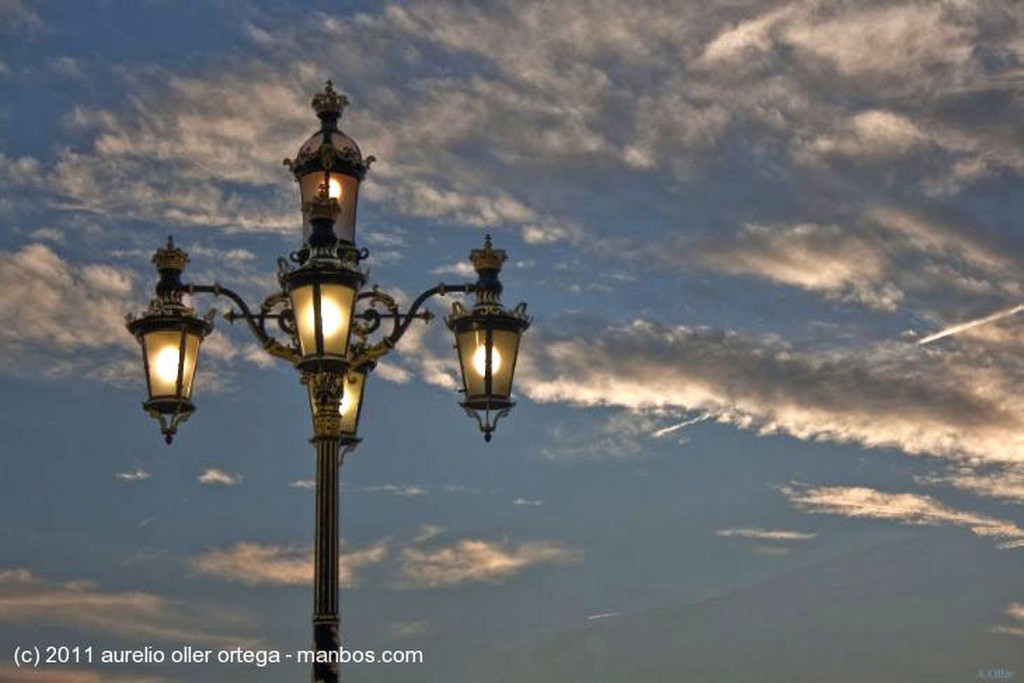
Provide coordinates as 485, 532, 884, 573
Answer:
124, 81, 530, 683
125, 238, 213, 444
448, 235, 531, 441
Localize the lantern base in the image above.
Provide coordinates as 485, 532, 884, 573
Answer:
143, 399, 196, 444
461, 402, 514, 442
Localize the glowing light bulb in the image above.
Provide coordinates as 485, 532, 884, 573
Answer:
338, 388, 351, 416
328, 177, 342, 200
307, 297, 343, 338
472, 344, 501, 377
154, 346, 181, 383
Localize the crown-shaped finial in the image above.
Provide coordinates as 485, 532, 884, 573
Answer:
470, 233, 507, 271
152, 236, 189, 272
312, 80, 349, 118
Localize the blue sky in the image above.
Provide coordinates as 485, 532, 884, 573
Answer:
3, 1, 1024, 681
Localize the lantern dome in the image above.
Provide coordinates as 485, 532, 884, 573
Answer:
285, 81, 373, 181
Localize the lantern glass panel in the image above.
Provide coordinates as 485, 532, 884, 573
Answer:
456, 328, 487, 399
319, 283, 355, 357
290, 284, 318, 357
142, 329, 201, 400
489, 328, 521, 399
180, 332, 201, 398
300, 172, 360, 243
339, 371, 366, 436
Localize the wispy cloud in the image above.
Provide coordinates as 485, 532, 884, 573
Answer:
716, 528, 818, 541
522, 317, 1024, 463
398, 539, 580, 588
198, 468, 242, 486
992, 602, 1024, 637
917, 466, 1024, 505
0, 568, 253, 646
782, 484, 1024, 549
191, 531, 577, 591
431, 262, 476, 278
0, 243, 136, 377
0, 0, 44, 35
513, 498, 544, 507
115, 468, 151, 482
363, 484, 427, 497
190, 541, 387, 588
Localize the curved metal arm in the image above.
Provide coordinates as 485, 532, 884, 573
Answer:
350, 283, 475, 368
386, 283, 475, 345
185, 283, 299, 363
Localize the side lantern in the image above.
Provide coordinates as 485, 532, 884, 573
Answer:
447, 235, 531, 441
126, 238, 213, 443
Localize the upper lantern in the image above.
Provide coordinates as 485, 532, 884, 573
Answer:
285, 81, 374, 245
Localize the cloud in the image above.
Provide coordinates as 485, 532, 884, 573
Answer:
197, 468, 242, 486
0, 153, 43, 190
513, 498, 544, 507
716, 528, 818, 541
381, 180, 535, 227
115, 468, 151, 482
0, 568, 252, 646
521, 316, 1024, 463
520, 221, 584, 245
780, 4, 974, 90
432, 262, 477, 278
679, 203, 1024, 315
993, 603, 1024, 637
795, 110, 930, 164
0, 0, 44, 35
781, 484, 1024, 549
363, 484, 428, 497
697, 222, 898, 309
398, 539, 580, 588
0, 243, 136, 374
289, 479, 315, 490
414, 525, 445, 544
698, 4, 794, 65
191, 532, 576, 590
190, 541, 388, 588
373, 360, 412, 384
542, 409, 668, 461
917, 466, 1024, 505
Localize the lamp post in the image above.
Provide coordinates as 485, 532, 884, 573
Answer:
124, 81, 531, 683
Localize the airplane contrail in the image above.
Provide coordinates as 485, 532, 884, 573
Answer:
586, 612, 619, 621
652, 413, 713, 438
916, 304, 1024, 345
